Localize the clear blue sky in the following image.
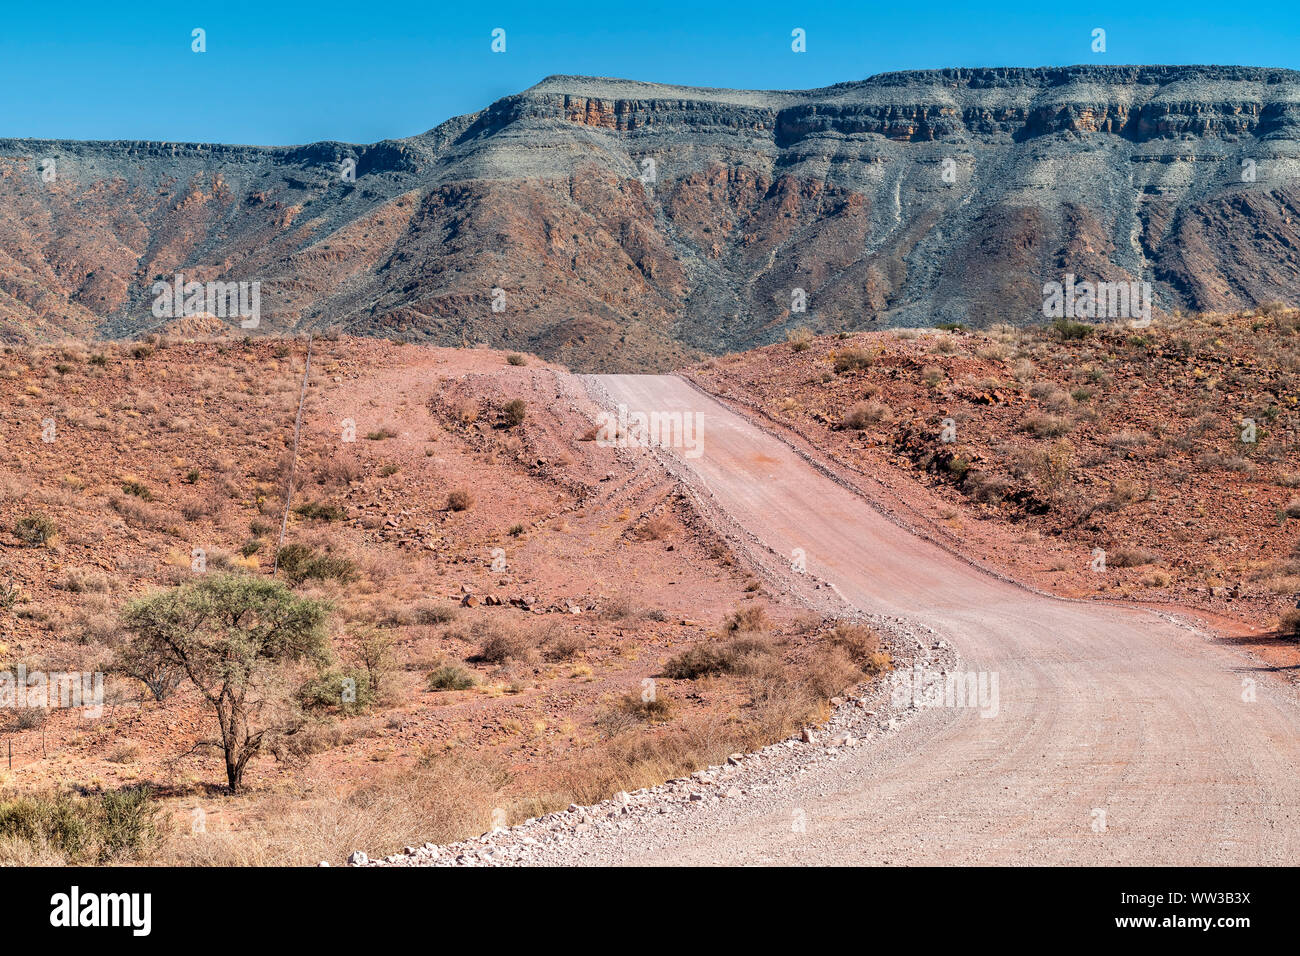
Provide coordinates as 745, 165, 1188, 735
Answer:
2, 0, 1298, 145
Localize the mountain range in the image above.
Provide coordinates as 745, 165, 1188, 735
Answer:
3, 64, 1300, 369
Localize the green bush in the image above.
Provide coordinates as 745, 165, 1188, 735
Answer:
97, 786, 162, 862
0, 787, 161, 863
301, 668, 374, 714
427, 665, 476, 691
294, 501, 347, 522
275, 543, 357, 586
1052, 318, 1095, 340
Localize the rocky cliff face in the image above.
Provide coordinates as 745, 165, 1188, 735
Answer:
3, 65, 1300, 370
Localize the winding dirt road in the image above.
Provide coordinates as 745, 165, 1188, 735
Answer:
578, 374, 1299, 865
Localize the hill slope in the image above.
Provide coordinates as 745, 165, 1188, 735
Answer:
4, 65, 1300, 369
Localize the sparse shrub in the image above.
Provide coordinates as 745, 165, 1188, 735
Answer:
842, 401, 890, 430
661, 638, 774, 680
414, 602, 458, 625
13, 513, 57, 547
833, 348, 873, 374
725, 605, 768, 634
1022, 412, 1071, 438
427, 665, 476, 691
1026, 439, 1074, 497
632, 515, 675, 541
506, 353, 526, 366
121, 480, 153, 501
787, 327, 813, 352
501, 399, 527, 428
542, 632, 586, 662
1109, 546, 1159, 568
1278, 608, 1300, 636
508, 523, 525, 537
97, 786, 162, 862
1052, 318, 1095, 340
365, 428, 398, 441
446, 488, 475, 512
964, 471, 1011, 503
474, 626, 531, 664
275, 543, 357, 586
301, 668, 375, 715
294, 501, 347, 522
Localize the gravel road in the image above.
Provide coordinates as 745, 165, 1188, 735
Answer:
362, 374, 1299, 866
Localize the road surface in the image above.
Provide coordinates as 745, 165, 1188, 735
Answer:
574, 373, 1299, 865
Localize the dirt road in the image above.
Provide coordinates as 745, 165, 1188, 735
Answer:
562, 373, 1298, 865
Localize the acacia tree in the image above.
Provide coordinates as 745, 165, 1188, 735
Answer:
121, 573, 331, 792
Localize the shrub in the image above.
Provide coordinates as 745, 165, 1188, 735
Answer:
427, 665, 476, 691
97, 786, 162, 862
1278, 609, 1300, 636
121, 480, 153, 500
0, 787, 162, 864
842, 401, 890, 430
301, 668, 375, 714
506, 353, 527, 366
274, 543, 357, 586
1022, 412, 1071, 438
414, 602, 458, 625
662, 644, 731, 679
833, 348, 873, 374
725, 605, 768, 633
502, 399, 527, 428
13, 513, 57, 547
632, 515, 675, 541
1108, 546, 1159, 568
446, 488, 475, 512
365, 428, 398, 441
786, 327, 813, 352
1052, 318, 1095, 340
474, 626, 531, 664
542, 632, 586, 661
294, 501, 347, 522
0, 793, 88, 860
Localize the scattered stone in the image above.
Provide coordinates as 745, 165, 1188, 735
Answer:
347, 850, 368, 866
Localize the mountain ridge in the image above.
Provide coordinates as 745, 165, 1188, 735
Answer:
3, 64, 1300, 369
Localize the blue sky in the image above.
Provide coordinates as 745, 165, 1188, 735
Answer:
2, 0, 1298, 144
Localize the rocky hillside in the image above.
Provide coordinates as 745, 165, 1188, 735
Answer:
4, 65, 1300, 369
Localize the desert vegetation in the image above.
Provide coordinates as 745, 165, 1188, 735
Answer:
0, 335, 879, 865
